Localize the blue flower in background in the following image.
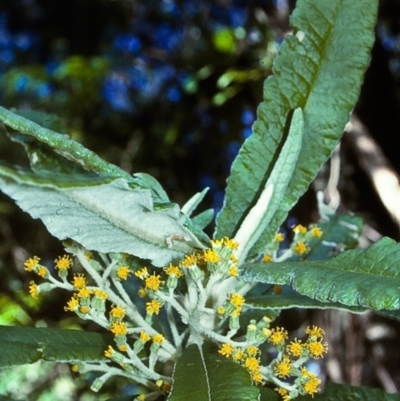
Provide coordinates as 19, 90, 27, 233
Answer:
154, 23, 183, 52
241, 107, 255, 126
102, 73, 133, 112
15, 74, 29, 93
166, 86, 181, 102
36, 82, 54, 99
114, 34, 141, 54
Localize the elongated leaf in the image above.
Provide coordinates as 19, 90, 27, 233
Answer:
246, 286, 365, 313
0, 106, 131, 179
234, 108, 304, 262
297, 382, 400, 400
215, 0, 378, 253
0, 166, 206, 267
0, 326, 112, 366
305, 214, 363, 261
242, 237, 400, 311
168, 342, 259, 401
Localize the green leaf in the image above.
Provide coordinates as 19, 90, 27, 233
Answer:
0, 326, 113, 366
258, 387, 280, 401
0, 166, 206, 267
192, 209, 214, 230
133, 172, 170, 202
215, 0, 378, 252
0, 106, 131, 179
304, 214, 364, 261
233, 108, 304, 262
297, 382, 400, 400
246, 286, 366, 313
242, 237, 400, 311
168, 342, 259, 401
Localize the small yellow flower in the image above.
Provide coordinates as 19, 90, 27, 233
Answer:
94, 289, 108, 300
275, 233, 285, 242
77, 287, 92, 298
210, 238, 224, 248
139, 331, 151, 342
138, 288, 147, 298
180, 254, 197, 268
218, 343, 233, 357
80, 305, 90, 314
152, 334, 164, 344
311, 226, 323, 238
144, 273, 163, 291
246, 346, 259, 357
28, 281, 39, 298
217, 306, 226, 315
110, 305, 126, 319
37, 266, 48, 278
301, 368, 321, 397
110, 322, 128, 336
164, 264, 183, 278
262, 254, 273, 263
104, 345, 114, 358
307, 340, 328, 359
293, 241, 308, 255
64, 296, 79, 312
134, 267, 148, 279
71, 364, 79, 372
228, 266, 238, 277
287, 338, 303, 357
203, 249, 220, 263
233, 348, 244, 361
85, 251, 92, 260
72, 273, 86, 289
305, 325, 325, 339
229, 293, 245, 308
223, 237, 239, 250
54, 255, 73, 271
268, 327, 288, 345
119, 344, 128, 352
275, 387, 290, 401
24, 256, 40, 272
244, 357, 260, 373
146, 299, 162, 315
274, 355, 292, 378
251, 370, 264, 384
293, 224, 307, 234
116, 265, 130, 280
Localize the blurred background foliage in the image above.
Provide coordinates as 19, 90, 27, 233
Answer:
0, 0, 400, 399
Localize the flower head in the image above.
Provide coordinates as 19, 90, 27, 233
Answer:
135, 267, 148, 279
268, 327, 288, 345
307, 340, 328, 359
181, 254, 197, 268
293, 241, 308, 255
164, 264, 183, 278
146, 299, 162, 315
218, 343, 233, 357
287, 338, 304, 357
24, 256, 40, 272
116, 265, 130, 280
152, 334, 164, 344
72, 273, 86, 289
64, 296, 79, 312
311, 226, 323, 238
110, 305, 126, 320
274, 355, 292, 378
305, 325, 325, 339
203, 249, 220, 263
144, 273, 163, 292
104, 345, 114, 358
223, 238, 239, 250
293, 224, 307, 234
37, 266, 49, 278
229, 293, 245, 308
262, 254, 273, 263
54, 255, 73, 271
275, 233, 285, 242
29, 281, 39, 298
228, 266, 238, 277
110, 322, 127, 336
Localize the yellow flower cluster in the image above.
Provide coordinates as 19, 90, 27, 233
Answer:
219, 344, 263, 384
218, 324, 328, 399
